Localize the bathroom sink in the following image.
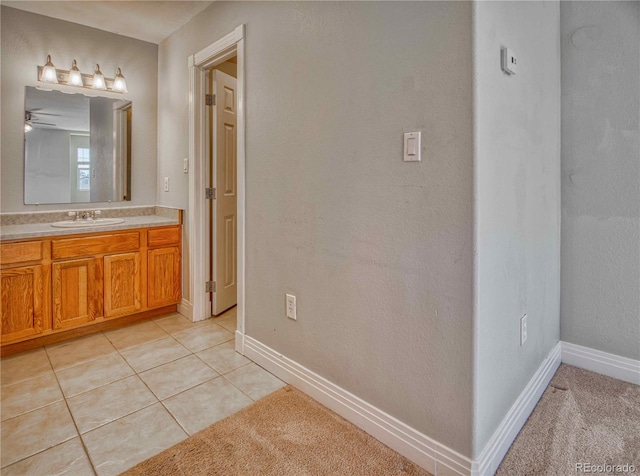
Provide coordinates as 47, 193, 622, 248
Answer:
51, 218, 125, 228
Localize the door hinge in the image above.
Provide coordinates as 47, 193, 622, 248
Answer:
205, 94, 215, 106
206, 281, 216, 293
205, 187, 216, 199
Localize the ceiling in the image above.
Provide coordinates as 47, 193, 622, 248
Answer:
26, 87, 90, 131
2, 1, 214, 44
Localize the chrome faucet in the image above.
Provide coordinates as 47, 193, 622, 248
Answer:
67, 210, 101, 221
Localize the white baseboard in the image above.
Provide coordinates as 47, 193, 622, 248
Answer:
235, 330, 245, 354
177, 299, 193, 320
243, 335, 472, 476
561, 342, 640, 386
472, 342, 561, 476
243, 339, 638, 476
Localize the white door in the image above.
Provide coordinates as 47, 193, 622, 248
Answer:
210, 69, 237, 315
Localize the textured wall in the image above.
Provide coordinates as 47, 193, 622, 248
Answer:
560, 2, 640, 360
24, 129, 71, 204
159, 1, 475, 457
0, 7, 158, 212
472, 1, 561, 457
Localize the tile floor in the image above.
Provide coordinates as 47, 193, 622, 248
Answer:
0, 307, 286, 476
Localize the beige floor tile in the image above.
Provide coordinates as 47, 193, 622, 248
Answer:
162, 377, 253, 435
1, 437, 93, 476
0, 401, 77, 468
82, 403, 187, 476
56, 353, 134, 398
46, 333, 116, 371
139, 354, 219, 400
104, 321, 168, 351
172, 322, 234, 353
214, 314, 237, 333
154, 313, 206, 334
224, 362, 286, 401
1, 348, 52, 387
67, 375, 157, 434
197, 341, 250, 374
119, 336, 190, 373
1, 371, 63, 421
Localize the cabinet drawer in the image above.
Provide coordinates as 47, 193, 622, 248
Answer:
53, 233, 140, 259
1, 241, 43, 265
147, 227, 181, 248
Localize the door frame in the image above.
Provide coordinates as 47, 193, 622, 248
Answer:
188, 24, 246, 353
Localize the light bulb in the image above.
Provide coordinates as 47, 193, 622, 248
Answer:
112, 68, 128, 93
25, 122, 33, 133
41, 55, 58, 83
92, 64, 106, 90
68, 59, 83, 87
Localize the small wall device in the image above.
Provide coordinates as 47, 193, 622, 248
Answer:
501, 48, 517, 75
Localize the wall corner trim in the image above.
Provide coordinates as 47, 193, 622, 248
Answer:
472, 342, 561, 476
177, 299, 193, 320
243, 335, 473, 476
235, 330, 245, 354
561, 342, 640, 386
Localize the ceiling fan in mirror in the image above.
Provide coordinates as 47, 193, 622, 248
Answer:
24, 110, 58, 132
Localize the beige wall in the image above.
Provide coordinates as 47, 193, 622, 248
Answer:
472, 1, 561, 458
215, 58, 237, 78
159, 1, 475, 457
560, 2, 639, 360
0, 6, 158, 212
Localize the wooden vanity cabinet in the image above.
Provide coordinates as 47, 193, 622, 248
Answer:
1, 264, 47, 342
147, 227, 181, 309
1, 241, 49, 343
1, 224, 181, 355
52, 257, 103, 329
104, 252, 141, 317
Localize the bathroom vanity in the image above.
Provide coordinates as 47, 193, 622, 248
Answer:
0, 208, 182, 356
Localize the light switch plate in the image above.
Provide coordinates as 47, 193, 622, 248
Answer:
403, 131, 421, 162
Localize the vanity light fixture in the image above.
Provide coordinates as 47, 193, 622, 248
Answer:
40, 55, 58, 83
92, 64, 107, 90
37, 55, 128, 94
67, 59, 83, 87
112, 68, 128, 93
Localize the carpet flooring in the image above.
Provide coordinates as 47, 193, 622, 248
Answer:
497, 364, 640, 475
125, 364, 639, 476
123, 385, 431, 476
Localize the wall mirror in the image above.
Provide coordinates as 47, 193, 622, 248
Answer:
24, 86, 132, 205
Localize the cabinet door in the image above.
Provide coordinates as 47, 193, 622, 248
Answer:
104, 252, 141, 317
148, 247, 181, 308
52, 258, 103, 329
1, 265, 44, 342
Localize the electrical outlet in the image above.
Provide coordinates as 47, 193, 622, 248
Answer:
164, 177, 169, 192
286, 294, 296, 320
520, 314, 528, 346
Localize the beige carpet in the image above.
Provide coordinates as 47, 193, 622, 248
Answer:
123, 386, 431, 476
497, 364, 640, 475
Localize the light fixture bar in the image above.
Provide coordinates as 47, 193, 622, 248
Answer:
36, 65, 128, 94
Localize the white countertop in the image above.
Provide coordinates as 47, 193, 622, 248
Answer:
0, 215, 179, 241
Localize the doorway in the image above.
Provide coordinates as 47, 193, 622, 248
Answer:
207, 58, 238, 316
188, 24, 246, 354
